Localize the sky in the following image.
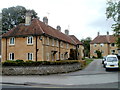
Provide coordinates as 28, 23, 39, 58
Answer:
0, 0, 115, 40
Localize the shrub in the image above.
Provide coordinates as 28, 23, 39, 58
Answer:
16, 60, 24, 62
2, 60, 16, 66
2, 60, 80, 66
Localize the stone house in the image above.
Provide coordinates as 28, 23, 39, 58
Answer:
2, 12, 84, 62
90, 32, 119, 58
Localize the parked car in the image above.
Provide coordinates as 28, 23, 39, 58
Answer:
102, 56, 106, 64
104, 55, 119, 71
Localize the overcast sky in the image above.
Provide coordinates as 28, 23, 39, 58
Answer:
0, 0, 115, 40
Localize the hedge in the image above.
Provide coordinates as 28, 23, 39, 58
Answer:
2, 60, 81, 66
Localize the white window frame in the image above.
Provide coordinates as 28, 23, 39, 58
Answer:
27, 36, 33, 45
46, 53, 50, 61
9, 37, 15, 45
52, 39, 54, 46
61, 41, 63, 47
111, 50, 115, 54
47, 37, 49, 45
56, 53, 59, 60
66, 43, 69, 49
56, 40, 59, 47
94, 44, 97, 47
111, 43, 115, 47
9, 53, 14, 60
100, 43, 104, 47
101, 50, 104, 54
27, 53, 33, 60
94, 50, 96, 54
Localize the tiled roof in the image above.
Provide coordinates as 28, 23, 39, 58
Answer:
2, 19, 81, 45
69, 35, 83, 45
90, 35, 117, 44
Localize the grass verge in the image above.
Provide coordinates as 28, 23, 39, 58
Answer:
85, 58, 93, 66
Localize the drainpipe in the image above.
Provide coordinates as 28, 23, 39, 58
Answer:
59, 40, 60, 60
76, 45, 78, 60
35, 35, 37, 61
35, 29, 37, 62
5, 38, 7, 60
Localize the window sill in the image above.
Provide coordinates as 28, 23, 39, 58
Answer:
9, 44, 15, 46
27, 44, 33, 46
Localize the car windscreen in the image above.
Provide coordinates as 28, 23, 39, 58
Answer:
107, 57, 118, 62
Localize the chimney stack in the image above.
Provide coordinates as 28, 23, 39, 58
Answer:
25, 11, 31, 26
97, 32, 100, 36
56, 25, 61, 32
107, 31, 109, 35
65, 29, 69, 35
43, 16, 48, 25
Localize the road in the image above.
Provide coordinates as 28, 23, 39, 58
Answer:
1, 59, 120, 89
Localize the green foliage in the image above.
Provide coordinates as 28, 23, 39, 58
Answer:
106, 1, 120, 48
95, 50, 102, 58
81, 37, 92, 57
2, 60, 80, 66
92, 56, 97, 59
2, 5, 38, 34
85, 58, 93, 66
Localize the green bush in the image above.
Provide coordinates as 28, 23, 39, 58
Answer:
16, 60, 24, 62
2, 60, 80, 66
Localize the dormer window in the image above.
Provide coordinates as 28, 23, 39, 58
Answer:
27, 36, 33, 45
9, 37, 15, 45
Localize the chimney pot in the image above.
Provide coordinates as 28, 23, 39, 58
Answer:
43, 16, 48, 25
65, 29, 69, 35
56, 25, 61, 32
25, 12, 31, 26
97, 32, 100, 36
107, 31, 109, 35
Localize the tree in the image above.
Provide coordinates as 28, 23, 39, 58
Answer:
96, 50, 102, 58
2, 6, 38, 34
81, 37, 92, 58
106, 0, 120, 48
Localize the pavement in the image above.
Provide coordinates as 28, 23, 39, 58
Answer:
1, 59, 120, 88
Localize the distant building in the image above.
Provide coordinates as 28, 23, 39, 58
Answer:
90, 32, 119, 58
2, 12, 84, 62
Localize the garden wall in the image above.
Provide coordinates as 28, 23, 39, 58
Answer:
2, 63, 81, 75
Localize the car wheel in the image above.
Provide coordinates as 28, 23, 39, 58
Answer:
106, 68, 108, 71
103, 64, 105, 68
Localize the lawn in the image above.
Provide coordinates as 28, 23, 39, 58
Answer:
85, 58, 93, 66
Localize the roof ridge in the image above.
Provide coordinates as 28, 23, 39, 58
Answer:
106, 35, 110, 43
36, 19, 45, 34
68, 35, 77, 45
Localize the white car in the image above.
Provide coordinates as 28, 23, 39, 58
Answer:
104, 55, 119, 71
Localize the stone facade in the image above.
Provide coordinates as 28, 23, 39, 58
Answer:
2, 35, 84, 62
2, 63, 81, 75
90, 34, 119, 58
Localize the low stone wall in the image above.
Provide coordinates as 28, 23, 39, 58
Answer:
2, 63, 81, 75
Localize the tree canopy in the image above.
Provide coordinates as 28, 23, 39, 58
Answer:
81, 37, 92, 58
2, 6, 38, 34
106, 0, 120, 48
